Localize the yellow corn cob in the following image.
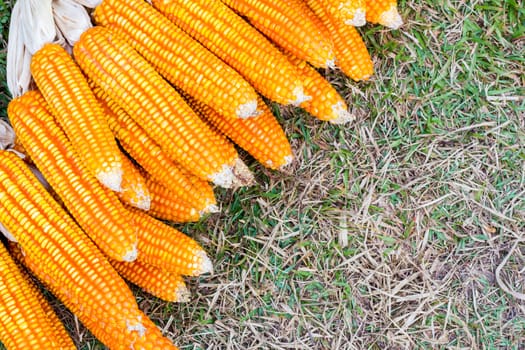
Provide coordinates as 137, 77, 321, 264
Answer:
365, 0, 403, 29
218, 0, 335, 68
6, 241, 76, 350
0, 150, 178, 349
94, 85, 217, 212
30, 43, 123, 191
186, 94, 294, 170
316, 0, 367, 26
74, 26, 241, 188
117, 156, 151, 211
306, 0, 374, 81
110, 259, 190, 302
130, 208, 213, 276
8, 90, 138, 262
145, 175, 202, 223
150, 0, 308, 105
288, 54, 354, 124
92, 0, 258, 119
0, 242, 73, 349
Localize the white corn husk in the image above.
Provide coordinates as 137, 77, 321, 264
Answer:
71, 0, 102, 8
52, 0, 93, 46
19, 0, 56, 54
0, 119, 16, 151
6, 2, 33, 98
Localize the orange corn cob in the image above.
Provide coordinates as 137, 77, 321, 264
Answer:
0, 242, 74, 349
145, 175, 202, 223
316, 0, 367, 26
30, 43, 123, 191
74, 26, 240, 188
110, 259, 190, 302
94, 86, 217, 212
92, 0, 259, 119
187, 94, 294, 170
8, 91, 138, 262
6, 241, 76, 350
365, 0, 403, 29
306, 0, 374, 81
149, 0, 306, 105
117, 156, 151, 211
0, 150, 178, 349
288, 54, 354, 124
130, 208, 213, 276
218, 0, 335, 68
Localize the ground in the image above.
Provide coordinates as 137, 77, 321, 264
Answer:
0, 0, 524, 349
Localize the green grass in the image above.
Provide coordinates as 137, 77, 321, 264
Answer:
1, 0, 524, 349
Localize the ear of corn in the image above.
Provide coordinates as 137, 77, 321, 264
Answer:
186, 94, 294, 170
219, 0, 335, 68
8, 90, 138, 262
117, 156, 151, 211
110, 259, 190, 303
315, 0, 367, 26
30, 43, 123, 192
306, 0, 374, 81
130, 208, 213, 276
0, 242, 74, 349
94, 85, 217, 212
364, 0, 403, 29
93, 0, 258, 119
0, 150, 178, 349
6, 241, 76, 350
287, 54, 354, 124
150, 0, 309, 106
74, 26, 240, 188
145, 175, 203, 223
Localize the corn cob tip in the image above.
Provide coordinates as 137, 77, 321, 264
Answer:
176, 284, 191, 303
330, 102, 356, 125
122, 244, 139, 262
126, 316, 146, 337
210, 164, 235, 188
232, 158, 255, 188
96, 166, 123, 192
236, 99, 258, 119
380, 6, 403, 29
326, 58, 337, 69
201, 203, 220, 215
344, 8, 367, 27
198, 250, 214, 275
290, 85, 312, 106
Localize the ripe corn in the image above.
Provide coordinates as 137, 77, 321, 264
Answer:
93, 0, 259, 119
365, 0, 403, 29
145, 175, 202, 223
306, 0, 374, 81
117, 156, 151, 211
149, 0, 307, 106
315, 0, 367, 26
74, 26, 240, 188
110, 259, 190, 302
288, 54, 354, 124
30, 43, 123, 191
0, 150, 178, 349
94, 86, 217, 212
219, 0, 335, 68
8, 90, 138, 262
0, 242, 73, 349
130, 208, 213, 276
6, 241, 76, 350
186, 94, 294, 169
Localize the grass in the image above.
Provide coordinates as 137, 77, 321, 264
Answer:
1, 0, 524, 349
